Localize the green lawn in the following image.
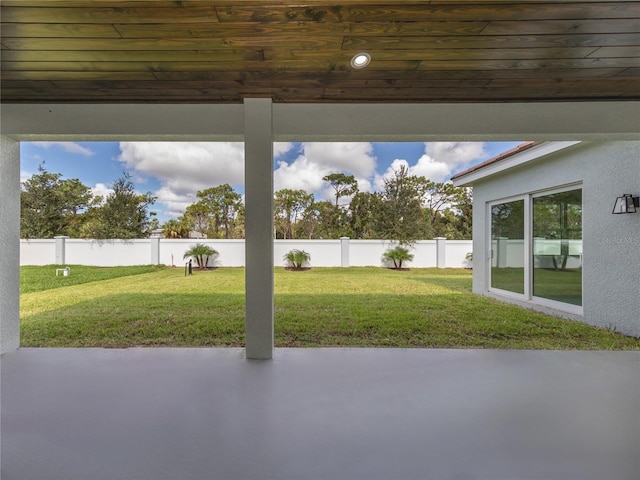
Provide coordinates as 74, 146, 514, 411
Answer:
20, 264, 167, 294
19, 266, 640, 350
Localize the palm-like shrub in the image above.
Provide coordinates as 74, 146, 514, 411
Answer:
284, 249, 311, 270
382, 246, 414, 269
183, 243, 218, 269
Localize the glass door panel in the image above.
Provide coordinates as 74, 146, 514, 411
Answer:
491, 199, 525, 294
532, 190, 582, 306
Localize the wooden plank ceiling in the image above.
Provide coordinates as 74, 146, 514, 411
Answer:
1, 0, 639, 103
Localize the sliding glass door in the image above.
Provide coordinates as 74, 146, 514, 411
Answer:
489, 186, 582, 312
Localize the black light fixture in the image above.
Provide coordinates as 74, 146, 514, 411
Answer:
612, 194, 640, 214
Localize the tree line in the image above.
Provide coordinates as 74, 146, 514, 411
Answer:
21, 165, 472, 243
21, 165, 157, 239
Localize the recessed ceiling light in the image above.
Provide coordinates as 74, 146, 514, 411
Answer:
351, 53, 371, 69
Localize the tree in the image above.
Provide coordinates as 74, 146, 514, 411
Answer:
274, 189, 314, 239
428, 185, 473, 239
195, 184, 243, 239
424, 181, 461, 229
300, 200, 352, 239
183, 202, 210, 238
21, 166, 65, 238
21, 165, 93, 238
379, 165, 429, 245
349, 192, 383, 239
297, 200, 322, 239
451, 187, 473, 240
322, 173, 358, 207
231, 203, 246, 239
80, 173, 156, 239
162, 219, 190, 239
58, 178, 94, 237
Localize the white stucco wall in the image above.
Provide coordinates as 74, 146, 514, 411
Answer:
469, 141, 640, 337
159, 239, 246, 267
19, 239, 56, 265
19, 238, 474, 269
65, 239, 152, 266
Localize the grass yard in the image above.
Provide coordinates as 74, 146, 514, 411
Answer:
20, 264, 167, 294
20, 266, 640, 350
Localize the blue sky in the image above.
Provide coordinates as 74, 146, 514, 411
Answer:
20, 141, 522, 222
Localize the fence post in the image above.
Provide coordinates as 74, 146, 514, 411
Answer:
340, 237, 350, 267
54, 236, 69, 265
435, 237, 446, 268
150, 236, 161, 265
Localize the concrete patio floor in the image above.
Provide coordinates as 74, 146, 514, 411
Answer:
1, 347, 638, 480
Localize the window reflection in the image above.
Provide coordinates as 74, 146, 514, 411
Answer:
491, 199, 525, 294
533, 190, 582, 306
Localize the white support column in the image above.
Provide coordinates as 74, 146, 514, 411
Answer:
244, 99, 274, 359
1, 136, 21, 354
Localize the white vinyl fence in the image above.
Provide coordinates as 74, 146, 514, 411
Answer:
20, 236, 474, 269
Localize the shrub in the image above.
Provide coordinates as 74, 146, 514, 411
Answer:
381, 246, 414, 269
284, 249, 311, 270
183, 243, 218, 269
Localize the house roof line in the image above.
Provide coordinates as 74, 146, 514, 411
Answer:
451, 141, 584, 186
451, 141, 539, 182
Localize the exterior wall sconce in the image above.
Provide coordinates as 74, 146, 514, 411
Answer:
612, 194, 639, 214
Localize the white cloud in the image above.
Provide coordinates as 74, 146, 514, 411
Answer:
374, 158, 410, 191
20, 170, 33, 184
302, 142, 377, 178
425, 142, 487, 175
377, 143, 488, 184
91, 183, 113, 203
273, 155, 330, 194
273, 142, 377, 200
118, 142, 245, 217
274, 142, 295, 158
119, 142, 244, 193
355, 177, 374, 193
155, 186, 195, 218
410, 154, 451, 183
31, 141, 95, 157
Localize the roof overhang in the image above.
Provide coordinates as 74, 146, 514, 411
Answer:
451, 141, 583, 187
2, 1, 639, 104
2, 102, 639, 142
